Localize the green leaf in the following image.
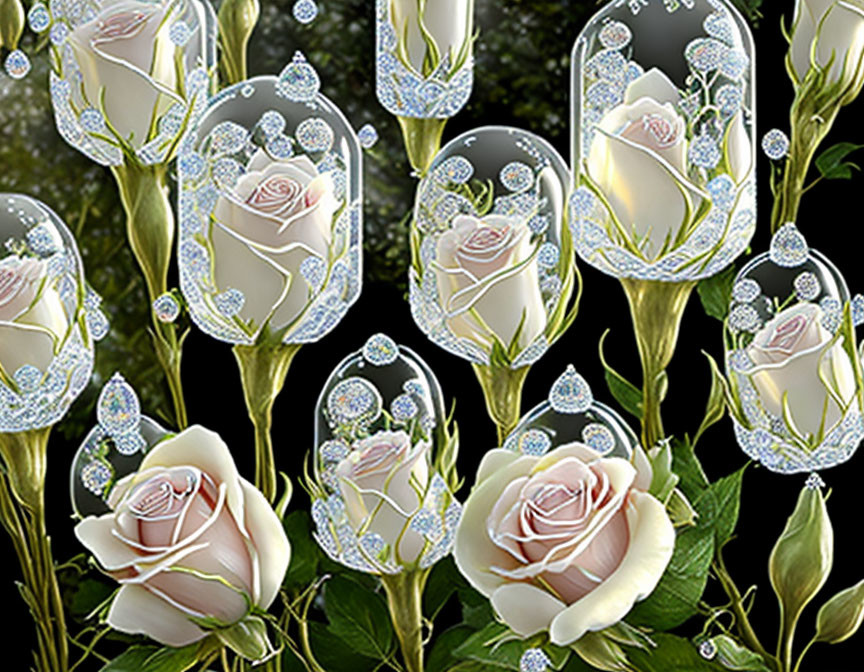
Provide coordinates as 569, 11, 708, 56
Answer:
424, 556, 463, 620
458, 584, 496, 629
670, 437, 710, 500
627, 485, 716, 630
711, 635, 772, 671
627, 633, 726, 671
282, 510, 320, 591
216, 615, 274, 662
815, 142, 864, 180
599, 330, 643, 419
308, 622, 378, 672
693, 353, 728, 446
708, 466, 747, 549
323, 575, 395, 661
697, 265, 736, 321
452, 623, 571, 671
99, 644, 199, 672
428, 626, 476, 672
570, 632, 630, 672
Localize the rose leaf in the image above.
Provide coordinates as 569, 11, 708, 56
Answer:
696, 265, 736, 322
323, 575, 396, 661
98, 643, 199, 672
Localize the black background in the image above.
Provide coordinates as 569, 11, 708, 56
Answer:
4, 1, 864, 670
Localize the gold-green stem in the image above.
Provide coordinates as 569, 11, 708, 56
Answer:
0, 0, 24, 50
0, 428, 69, 672
217, 0, 260, 86
471, 364, 530, 446
381, 570, 428, 672
233, 341, 301, 503
713, 554, 778, 671
620, 278, 696, 450
792, 638, 815, 672
397, 116, 447, 177
111, 163, 188, 429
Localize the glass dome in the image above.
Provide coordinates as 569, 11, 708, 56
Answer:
0, 194, 97, 432
503, 365, 637, 460
569, 0, 755, 282
724, 224, 863, 474
47, 0, 217, 166
375, 0, 474, 118
310, 334, 460, 574
177, 71, 363, 346
410, 126, 574, 369
70, 373, 169, 517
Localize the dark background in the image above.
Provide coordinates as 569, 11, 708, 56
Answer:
3, 0, 864, 669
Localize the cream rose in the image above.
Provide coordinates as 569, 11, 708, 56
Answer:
747, 303, 857, 438
210, 151, 339, 335
790, 0, 864, 89
335, 430, 430, 566
454, 443, 674, 646
0, 255, 69, 377
390, 0, 473, 76
66, 0, 207, 148
74, 426, 290, 647
433, 213, 545, 352
587, 69, 751, 260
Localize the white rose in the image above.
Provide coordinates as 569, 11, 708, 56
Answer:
454, 443, 674, 646
587, 69, 751, 260
747, 303, 857, 439
66, 0, 207, 148
335, 430, 430, 566
433, 213, 545, 352
790, 0, 864, 89
390, 0, 472, 76
210, 151, 339, 335
0, 255, 69, 377
74, 426, 290, 647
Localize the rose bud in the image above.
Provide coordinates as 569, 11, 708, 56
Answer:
790, 0, 864, 91
815, 579, 864, 644
74, 426, 291, 649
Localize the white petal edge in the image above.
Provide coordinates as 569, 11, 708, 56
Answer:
107, 583, 207, 648
475, 449, 522, 484
239, 478, 290, 609
548, 490, 675, 646
490, 582, 566, 638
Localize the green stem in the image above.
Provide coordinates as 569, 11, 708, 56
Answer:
111, 162, 188, 429
619, 278, 696, 450
397, 116, 447, 177
0, 428, 69, 672
792, 638, 815, 672
471, 364, 530, 446
713, 555, 778, 671
777, 606, 801, 672
217, 0, 260, 85
381, 571, 428, 672
233, 341, 301, 503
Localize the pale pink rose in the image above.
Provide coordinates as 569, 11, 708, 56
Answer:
433, 213, 546, 351
747, 303, 857, 438
209, 152, 339, 336
454, 443, 674, 645
0, 255, 69, 375
75, 426, 290, 647
335, 430, 430, 566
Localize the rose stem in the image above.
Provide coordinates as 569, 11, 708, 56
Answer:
0, 427, 69, 672
111, 162, 188, 430
471, 364, 530, 446
619, 278, 696, 450
233, 341, 301, 503
396, 117, 447, 177
381, 570, 429, 672
217, 0, 260, 85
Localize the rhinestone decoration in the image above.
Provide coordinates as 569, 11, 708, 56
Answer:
293, 0, 318, 23
391, 394, 418, 421
699, 640, 717, 660
362, 333, 399, 366
538, 243, 560, 269
214, 289, 245, 317
583, 423, 616, 455
794, 271, 820, 301
276, 52, 321, 102
97, 374, 140, 437
4, 50, 31, 79
769, 223, 808, 267
296, 118, 334, 153
732, 278, 760, 303
852, 294, 864, 326
500, 162, 534, 192
327, 378, 382, 426
728, 303, 759, 332
153, 294, 181, 323
357, 124, 379, 148
806, 472, 826, 489
762, 129, 790, 160
549, 365, 593, 414
689, 131, 721, 169
599, 21, 632, 50
169, 21, 192, 46
81, 461, 113, 497
520, 649, 551, 672
435, 156, 474, 184
516, 429, 552, 456
28, 4, 51, 32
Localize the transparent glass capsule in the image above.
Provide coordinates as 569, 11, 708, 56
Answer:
70, 373, 168, 516
310, 334, 461, 574
410, 126, 574, 369
375, 0, 474, 118
47, 0, 218, 166
177, 71, 363, 345
569, 0, 756, 282
504, 364, 637, 460
724, 224, 864, 473
0, 194, 96, 432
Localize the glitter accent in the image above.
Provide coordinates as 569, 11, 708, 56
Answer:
363, 333, 399, 366
538, 243, 560, 269
852, 294, 864, 327
358, 124, 378, 148
520, 649, 551, 672
769, 223, 808, 268
732, 278, 760, 303
296, 117, 334, 153
327, 377, 382, 426
435, 156, 473, 184
762, 129, 790, 160
169, 21, 191, 46
793, 272, 820, 301
517, 429, 551, 456
499, 161, 534, 192
391, 394, 418, 421
153, 294, 180, 323
97, 373, 140, 437
214, 289, 245, 317
276, 52, 320, 102
806, 472, 825, 489
293, 0, 318, 23
81, 461, 112, 496
599, 21, 632, 50
548, 365, 593, 414
689, 131, 721, 169
582, 423, 616, 454
28, 3, 51, 32
728, 303, 760, 332
4, 50, 31, 79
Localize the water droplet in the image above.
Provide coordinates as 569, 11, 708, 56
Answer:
357, 123, 378, 148
769, 223, 808, 267
699, 640, 717, 660
86, 307, 110, 341
97, 374, 141, 437
276, 51, 320, 103
4, 50, 31, 80
153, 293, 180, 322
548, 365, 593, 414
293, 0, 318, 24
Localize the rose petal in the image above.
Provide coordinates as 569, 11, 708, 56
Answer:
238, 478, 290, 609
624, 68, 681, 106
490, 582, 566, 638
107, 584, 207, 647
475, 449, 521, 484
